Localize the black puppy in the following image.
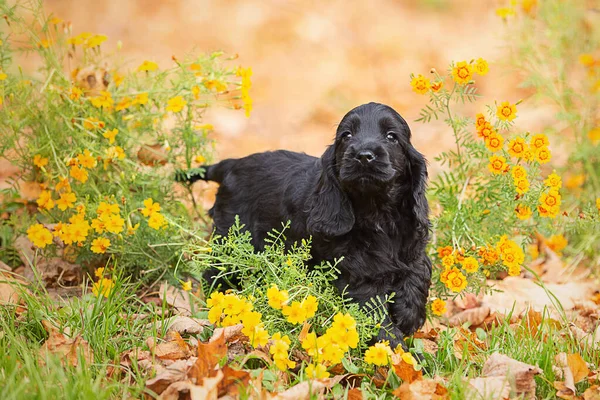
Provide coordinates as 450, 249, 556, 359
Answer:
181, 102, 431, 349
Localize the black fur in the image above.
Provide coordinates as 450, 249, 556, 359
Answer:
180, 102, 432, 349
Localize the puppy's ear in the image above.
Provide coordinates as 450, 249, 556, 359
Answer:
407, 145, 430, 242
307, 145, 355, 237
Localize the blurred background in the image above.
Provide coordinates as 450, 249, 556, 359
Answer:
41, 0, 540, 174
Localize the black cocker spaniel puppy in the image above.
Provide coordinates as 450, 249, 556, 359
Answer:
181, 102, 432, 349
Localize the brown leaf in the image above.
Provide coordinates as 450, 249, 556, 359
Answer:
391, 356, 422, 384
147, 331, 192, 360
448, 305, 490, 328
154, 316, 211, 335
583, 385, 600, 400
554, 380, 577, 399
188, 329, 227, 383
393, 378, 448, 399
521, 308, 543, 337
217, 365, 251, 397
212, 323, 245, 343
298, 322, 311, 342
452, 327, 486, 360
137, 144, 168, 166
413, 329, 439, 340
347, 388, 363, 400
159, 370, 223, 400
159, 282, 193, 316
269, 375, 345, 400
555, 352, 591, 398
0, 272, 27, 305
467, 376, 510, 400
570, 323, 600, 349
38, 320, 93, 367
146, 358, 197, 396
453, 292, 481, 310
481, 353, 542, 400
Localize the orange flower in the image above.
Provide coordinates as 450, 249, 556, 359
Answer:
485, 133, 504, 152
488, 155, 508, 175
515, 204, 532, 220
477, 122, 495, 139
534, 147, 551, 164
437, 246, 453, 258
507, 137, 527, 158
452, 61, 474, 85
496, 101, 517, 121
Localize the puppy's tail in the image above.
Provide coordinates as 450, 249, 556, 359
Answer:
175, 159, 234, 184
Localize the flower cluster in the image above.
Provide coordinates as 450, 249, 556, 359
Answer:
237, 67, 253, 117
267, 285, 318, 325
92, 268, 114, 298
141, 198, 168, 230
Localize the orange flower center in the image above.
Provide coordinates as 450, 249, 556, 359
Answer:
451, 277, 463, 287
513, 143, 523, 152
546, 197, 556, 206
502, 107, 511, 117
493, 160, 503, 169
458, 68, 469, 78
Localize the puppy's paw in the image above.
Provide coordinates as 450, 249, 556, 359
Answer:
375, 325, 407, 351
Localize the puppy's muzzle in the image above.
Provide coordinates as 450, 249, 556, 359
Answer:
356, 150, 376, 165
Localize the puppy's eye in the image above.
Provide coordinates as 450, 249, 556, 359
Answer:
386, 132, 398, 143
341, 131, 353, 140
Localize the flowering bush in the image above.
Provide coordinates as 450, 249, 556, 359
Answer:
0, 2, 251, 280
410, 57, 600, 313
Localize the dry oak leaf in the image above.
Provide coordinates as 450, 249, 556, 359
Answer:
481, 352, 542, 400
188, 329, 227, 384
467, 376, 511, 400
347, 388, 364, 400
159, 369, 223, 400
159, 282, 193, 316
391, 352, 422, 383
554, 352, 590, 399
393, 378, 448, 399
212, 323, 245, 344
146, 331, 192, 361
146, 358, 198, 396
38, 320, 93, 367
569, 323, 600, 349
448, 305, 491, 328
583, 385, 600, 400
269, 375, 346, 400
453, 327, 486, 360
217, 365, 251, 397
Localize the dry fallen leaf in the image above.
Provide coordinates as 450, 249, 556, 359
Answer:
153, 316, 211, 335
138, 143, 168, 166
146, 331, 192, 360
448, 305, 490, 328
554, 352, 591, 399
583, 385, 600, 400
269, 375, 345, 400
159, 282, 193, 316
393, 378, 448, 399
38, 320, 93, 367
481, 352, 542, 400
159, 369, 223, 400
212, 323, 245, 344
453, 327, 486, 360
467, 376, 511, 400
146, 358, 197, 396
347, 387, 363, 400
391, 353, 422, 384
0, 272, 27, 306
217, 365, 251, 397
188, 329, 227, 383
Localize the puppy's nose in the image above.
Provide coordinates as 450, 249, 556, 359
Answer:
356, 150, 376, 164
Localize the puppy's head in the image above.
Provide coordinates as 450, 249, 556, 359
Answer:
334, 102, 412, 190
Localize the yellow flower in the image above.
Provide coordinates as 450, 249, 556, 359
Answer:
445, 269, 468, 292
141, 198, 161, 217
547, 234, 568, 254
94, 267, 105, 278
437, 246, 453, 258
431, 299, 447, 316
544, 173, 562, 189
521, 0, 537, 14
103, 129, 118, 144
431, 80, 443, 92
507, 137, 527, 158
579, 54, 595, 67
38, 39, 52, 48
514, 177, 530, 195
479, 245, 500, 265
0, 71, 7, 80
301, 331, 320, 357
104, 214, 125, 234
203, 79, 227, 92
441, 255, 455, 268
249, 326, 269, 347
56, 191, 76, 211
92, 278, 114, 298
194, 155, 206, 164
496, 101, 517, 121
126, 222, 140, 236
565, 174, 585, 190
332, 312, 357, 331
83, 117, 105, 130
511, 165, 527, 180
97, 202, 120, 217
27, 224, 53, 248
496, 7, 516, 19
485, 133, 504, 152
77, 149, 97, 169
508, 265, 521, 276
530, 133, 549, 149
488, 155, 508, 175
37, 190, 55, 210
451, 61, 474, 85
70, 165, 89, 183
85, 34, 107, 48
588, 128, 600, 144
534, 147, 551, 164
301, 295, 319, 319
182, 280, 192, 291
195, 123, 214, 131
477, 122, 495, 139
166, 96, 187, 113
90, 90, 114, 109
207, 291, 226, 310
596, 198, 600, 213
364, 341, 393, 366
33, 154, 49, 168
410, 74, 431, 94
473, 58, 489, 75
90, 237, 110, 254
133, 92, 149, 105
305, 363, 330, 379
266, 285, 289, 310
515, 204, 532, 220
282, 301, 307, 325
112, 72, 124, 87
69, 86, 83, 100
475, 113, 487, 131
191, 85, 201, 100
115, 97, 132, 111
148, 212, 167, 230
461, 257, 479, 273
137, 60, 158, 72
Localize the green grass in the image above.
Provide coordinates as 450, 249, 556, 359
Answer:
1, 273, 598, 399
